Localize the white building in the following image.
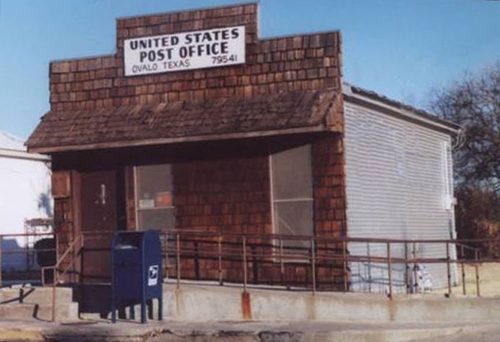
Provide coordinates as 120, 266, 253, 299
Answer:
0, 130, 51, 271
343, 84, 459, 292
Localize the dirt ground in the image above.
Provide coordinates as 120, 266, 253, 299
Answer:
442, 262, 500, 297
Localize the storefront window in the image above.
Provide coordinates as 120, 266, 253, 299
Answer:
270, 145, 313, 248
135, 164, 175, 230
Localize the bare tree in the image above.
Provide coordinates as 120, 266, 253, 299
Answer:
430, 62, 499, 193
429, 63, 500, 254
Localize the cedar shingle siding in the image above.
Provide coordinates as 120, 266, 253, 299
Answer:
27, 3, 342, 153
27, 3, 348, 288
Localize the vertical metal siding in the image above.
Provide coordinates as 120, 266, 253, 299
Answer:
344, 101, 457, 293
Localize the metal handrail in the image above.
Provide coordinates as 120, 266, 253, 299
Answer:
41, 234, 83, 286
44, 233, 84, 322
39, 229, 499, 316
159, 229, 500, 299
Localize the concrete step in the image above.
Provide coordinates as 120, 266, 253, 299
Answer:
0, 286, 78, 322
0, 302, 79, 321
0, 286, 74, 305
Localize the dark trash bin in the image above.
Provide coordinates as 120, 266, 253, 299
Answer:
111, 230, 163, 323
34, 238, 56, 284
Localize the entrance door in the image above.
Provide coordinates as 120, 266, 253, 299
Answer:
80, 170, 119, 283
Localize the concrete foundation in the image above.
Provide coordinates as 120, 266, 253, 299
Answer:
72, 280, 500, 324
2, 283, 500, 341
161, 282, 500, 323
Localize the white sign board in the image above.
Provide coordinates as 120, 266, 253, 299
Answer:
148, 265, 159, 286
124, 26, 245, 76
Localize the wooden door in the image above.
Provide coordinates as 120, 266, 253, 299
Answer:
80, 170, 118, 283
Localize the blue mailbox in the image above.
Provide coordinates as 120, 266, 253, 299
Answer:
111, 230, 163, 323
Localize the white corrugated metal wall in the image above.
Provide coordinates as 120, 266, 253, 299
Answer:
343, 100, 457, 293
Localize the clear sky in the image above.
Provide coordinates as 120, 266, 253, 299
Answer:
0, 0, 499, 139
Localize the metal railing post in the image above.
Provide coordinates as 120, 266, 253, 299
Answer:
55, 234, 60, 283
242, 237, 248, 292
404, 242, 409, 294
51, 283, 57, 322
343, 240, 348, 292
367, 242, 372, 293
176, 234, 181, 290
80, 234, 84, 284
279, 239, 284, 287
51, 233, 61, 322
446, 242, 452, 297
387, 242, 392, 299
52, 243, 58, 322
25, 235, 29, 273
72, 234, 77, 283
164, 231, 169, 279
460, 245, 466, 295
55, 234, 60, 264
194, 240, 200, 280
412, 242, 417, 293
218, 235, 223, 286
251, 245, 258, 283
475, 250, 480, 297
311, 238, 316, 294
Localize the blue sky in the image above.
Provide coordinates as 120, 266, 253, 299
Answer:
0, 0, 499, 139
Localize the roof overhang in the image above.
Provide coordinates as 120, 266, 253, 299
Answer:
27, 89, 342, 154
28, 125, 327, 154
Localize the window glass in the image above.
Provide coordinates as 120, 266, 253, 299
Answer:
271, 145, 314, 242
272, 145, 313, 200
135, 164, 175, 230
274, 201, 313, 248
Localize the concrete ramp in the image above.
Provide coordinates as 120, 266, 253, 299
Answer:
1, 320, 499, 342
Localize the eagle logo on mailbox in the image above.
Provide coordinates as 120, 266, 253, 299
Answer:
148, 265, 159, 286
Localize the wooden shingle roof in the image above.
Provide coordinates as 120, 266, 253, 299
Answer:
27, 89, 341, 153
